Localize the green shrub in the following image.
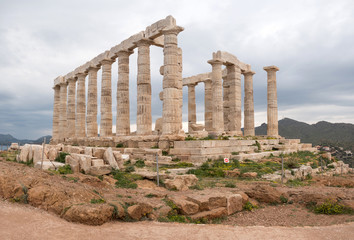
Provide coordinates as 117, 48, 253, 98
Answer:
55, 152, 70, 163
280, 195, 288, 204
90, 198, 105, 204
189, 184, 204, 190
243, 201, 258, 211
185, 135, 196, 141
313, 200, 353, 215
151, 145, 159, 149
162, 151, 169, 156
200, 135, 215, 140
112, 170, 142, 189
58, 165, 72, 174
145, 193, 158, 198
225, 182, 236, 188
135, 159, 145, 168
231, 152, 239, 155
116, 143, 124, 148
172, 158, 181, 162
125, 165, 135, 173
285, 157, 299, 169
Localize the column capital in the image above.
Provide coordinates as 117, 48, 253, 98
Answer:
187, 83, 197, 88
134, 38, 153, 47
263, 65, 279, 72
100, 59, 115, 65
87, 66, 100, 72
59, 81, 67, 87
116, 50, 134, 58
161, 26, 184, 35
76, 72, 88, 78
243, 70, 256, 76
207, 59, 224, 66
66, 77, 77, 83
52, 85, 60, 90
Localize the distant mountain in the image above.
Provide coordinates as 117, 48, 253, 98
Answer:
256, 118, 354, 151
0, 134, 51, 146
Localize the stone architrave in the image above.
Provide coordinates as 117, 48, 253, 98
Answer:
87, 67, 99, 138
188, 83, 197, 133
100, 60, 114, 137
226, 64, 242, 136
204, 79, 212, 132
264, 66, 279, 137
116, 50, 133, 136
67, 78, 77, 138
136, 39, 152, 135
76, 72, 87, 138
243, 70, 255, 136
208, 59, 224, 134
58, 81, 68, 140
161, 26, 184, 135
52, 85, 60, 140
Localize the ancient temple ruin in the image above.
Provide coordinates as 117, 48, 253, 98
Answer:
51, 16, 314, 161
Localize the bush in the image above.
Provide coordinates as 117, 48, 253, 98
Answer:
313, 200, 353, 215
231, 152, 239, 155
243, 201, 258, 211
125, 165, 135, 173
57, 165, 72, 174
112, 170, 142, 189
185, 135, 196, 141
225, 182, 236, 188
162, 151, 169, 156
200, 135, 215, 140
55, 152, 70, 163
280, 195, 288, 204
285, 157, 299, 169
90, 198, 105, 204
116, 143, 124, 148
135, 159, 145, 168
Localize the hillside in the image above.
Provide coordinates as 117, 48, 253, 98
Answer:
256, 118, 354, 151
0, 134, 51, 145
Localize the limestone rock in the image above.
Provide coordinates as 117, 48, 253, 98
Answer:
18, 144, 31, 162
92, 159, 104, 167
93, 147, 106, 159
164, 174, 198, 191
169, 196, 199, 215
47, 148, 58, 161
112, 151, 124, 169
84, 147, 93, 156
209, 196, 227, 210
32, 145, 45, 164
63, 204, 114, 225
187, 195, 210, 211
226, 194, 243, 215
189, 207, 227, 220
65, 155, 80, 173
78, 155, 92, 173
88, 165, 112, 176
34, 161, 65, 170
9, 143, 19, 151
103, 147, 119, 170
242, 172, 258, 178
225, 168, 240, 177
246, 185, 282, 204
127, 203, 153, 220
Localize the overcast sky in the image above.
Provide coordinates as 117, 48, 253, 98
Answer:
0, 0, 353, 139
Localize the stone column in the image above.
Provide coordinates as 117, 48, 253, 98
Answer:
76, 72, 87, 138
243, 70, 255, 136
52, 85, 60, 140
136, 39, 152, 135
58, 81, 68, 140
67, 78, 77, 138
116, 50, 133, 136
204, 79, 213, 132
161, 26, 184, 135
207, 59, 224, 134
223, 75, 230, 132
100, 60, 114, 137
86, 67, 99, 138
226, 64, 242, 136
188, 83, 196, 133
264, 66, 279, 137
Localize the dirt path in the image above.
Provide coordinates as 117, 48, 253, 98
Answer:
1, 201, 353, 240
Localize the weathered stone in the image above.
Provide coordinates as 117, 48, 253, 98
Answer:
169, 196, 199, 215
226, 194, 243, 215
18, 144, 31, 162
65, 155, 80, 173
164, 174, 198, 191
264, 66, 279, 137
63, 204, 114, 225
93, 147, 106, 159
242, 172, 258, 178
32, 145, 45, 164
225, 168, 240, 177
103, 147, 119, 170
88, 165, 112, 176
189, 207, 227, 220
47, 148, 58, 161
84, 147, 93, 156
127, 203, 153, 220
34, 161, 65, 170
9, 143, 19, 150
112, 151, 124, 169
246, 185, 282, 204
209, 196, 227, 210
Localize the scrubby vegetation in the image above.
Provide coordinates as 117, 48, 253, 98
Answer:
307, 200, 354, 215
112, 170, 142, 189
55, 152, 70, 163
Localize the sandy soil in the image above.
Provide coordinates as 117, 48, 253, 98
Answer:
1, 201, 353, 240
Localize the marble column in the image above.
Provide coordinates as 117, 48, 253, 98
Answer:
226, 64, 242, 135
58, 81, 68, 140
161, 26, 184, 135
67, 78, 77, 138
243, 70, 255, 136
204, 79, 213, 132
188, 83, 196, 133
208, 59, 224, 134
100, 60, 114, 137
76, 72, 87, 138
116, 50, 133, 136
136, 39, 152, 135
264, 66, 279, 137
223, 75, 230, 132
52, 85, 60, 140
87, 67, 99, 137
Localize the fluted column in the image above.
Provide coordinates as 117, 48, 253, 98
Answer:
243, 70, 255, 136
208, 59, 224, 134
204, 79, 212, 132
226, 64, 242, 135
100, 60, 114, 137
188, 83, 196, 133
59, 81, 68, 140
67, 78, 77, 138
76, 72, 87, 138
264, 65, 279, 137
86, 67, 99, 137
116, 50, 133, 136
223, 75, 230, 132
161, 26, 184, 135
52, 85, 60, 140
136, 39, 152, 135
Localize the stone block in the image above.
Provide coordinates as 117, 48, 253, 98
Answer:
226, 194, 243, 215
189, 207, 227, 220
103, 147, 119, 170
34, 161, 65, 170
93, 147, 106, 159
164, 174, 198, 191
85, 147, 93, 156
169, 196, 199, 215
92, 159, 104, 167
65, 155, 80, 173
88, 165, 112, 176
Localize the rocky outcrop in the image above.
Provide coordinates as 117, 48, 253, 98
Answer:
246, 185, 283, 204
165, 174, 198, 191
63, 204, 114, 225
